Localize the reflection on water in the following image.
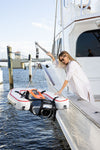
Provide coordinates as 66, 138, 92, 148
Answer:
0, 68, 70, 150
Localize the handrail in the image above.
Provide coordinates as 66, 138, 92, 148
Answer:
64, 0, 91, 15
81, 0, 91, 10
80, 0, 91, 15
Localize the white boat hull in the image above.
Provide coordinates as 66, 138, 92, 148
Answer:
7, 88, 31, 110
43, 91, 69, 109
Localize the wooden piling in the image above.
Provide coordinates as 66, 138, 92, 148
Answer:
29, 54, 32, 82
7, 46, 14, 89
36, 48, 39, 59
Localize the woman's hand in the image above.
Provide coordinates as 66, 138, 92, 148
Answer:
55, 80, 68, 96
47, 52, 52, 57
47, 52, 55, 61
55, 89, 62, 96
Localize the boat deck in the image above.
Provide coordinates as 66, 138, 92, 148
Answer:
70, 95, 100, 128
56, 96, 100, 150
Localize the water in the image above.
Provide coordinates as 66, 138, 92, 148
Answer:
0, 67, 70, 150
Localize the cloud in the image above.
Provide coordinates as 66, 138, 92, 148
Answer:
32, 22, 52, 31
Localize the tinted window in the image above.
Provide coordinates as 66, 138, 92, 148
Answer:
76, 30, 100, 57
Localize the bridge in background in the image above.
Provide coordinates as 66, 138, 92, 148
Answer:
0, 58, 51, 63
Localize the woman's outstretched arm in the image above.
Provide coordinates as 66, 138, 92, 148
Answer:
47, 52, 55, 62
55, 80, 68, 95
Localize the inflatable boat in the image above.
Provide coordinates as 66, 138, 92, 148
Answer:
7, 88, 69, 119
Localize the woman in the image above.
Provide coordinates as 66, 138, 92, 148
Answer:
47, 51, 94, 102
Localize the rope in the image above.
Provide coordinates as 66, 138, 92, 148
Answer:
25, 64, 38, 90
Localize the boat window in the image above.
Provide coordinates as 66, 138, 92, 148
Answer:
76, 29, 100, 57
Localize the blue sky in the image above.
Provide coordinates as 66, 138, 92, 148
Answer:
0, 0, 55, 59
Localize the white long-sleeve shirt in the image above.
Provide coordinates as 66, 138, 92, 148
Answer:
65, 61, 94, 102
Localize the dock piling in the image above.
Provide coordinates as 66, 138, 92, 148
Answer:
7, 46, 14, 89
29, 54, 32, 82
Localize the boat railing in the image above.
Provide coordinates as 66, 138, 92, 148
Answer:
64, 0, 91, 16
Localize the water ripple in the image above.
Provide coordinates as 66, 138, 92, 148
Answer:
0, 68, 70, 150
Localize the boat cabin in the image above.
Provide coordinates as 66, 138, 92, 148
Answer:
52, 0, 100, 101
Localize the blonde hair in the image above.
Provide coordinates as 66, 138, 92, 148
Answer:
58, 51, 78, 68
58, 51, 75, 61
